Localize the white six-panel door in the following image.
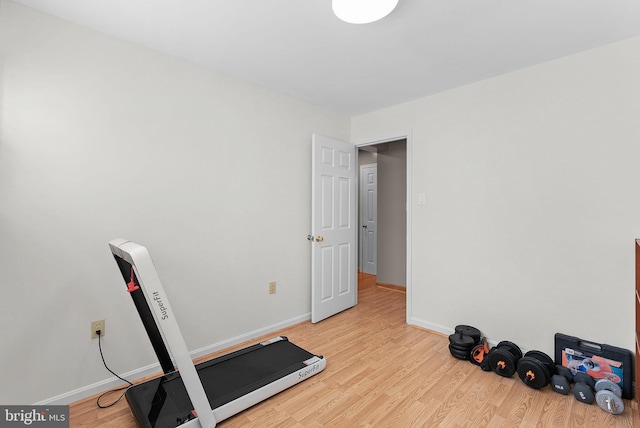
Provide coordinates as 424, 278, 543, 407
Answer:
311, 134, 357, 323
360, 164, 377, 275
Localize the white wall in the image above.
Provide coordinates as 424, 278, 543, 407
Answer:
0, 1, 349, 404
353, 36, 640, 357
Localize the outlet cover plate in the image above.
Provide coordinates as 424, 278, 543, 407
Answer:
91, 320, 105, 339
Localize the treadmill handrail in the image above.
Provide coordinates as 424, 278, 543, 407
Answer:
109, 239, 216, 428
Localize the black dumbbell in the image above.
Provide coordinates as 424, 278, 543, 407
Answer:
449, 325, 481, 361
516, 350, 555, 389
480, 348, 494, 371
448, 331, 475, 360
486, 341, 522, 377
455, 325, 481, 345
470, 337, 490, 368
572, 372, 595, 404
550, 365, 574, 395
595, 379, 624, 415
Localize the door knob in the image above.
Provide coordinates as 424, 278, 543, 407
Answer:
362, 225, 368, 228
315, 235, 324, 242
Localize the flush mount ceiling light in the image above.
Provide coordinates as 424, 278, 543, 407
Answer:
332, 0, 399, 24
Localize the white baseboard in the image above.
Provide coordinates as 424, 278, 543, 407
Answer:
408, 317, 503, 349
408, 317, 454, 336
36, 313, 311, 406
189, 313, 311, 360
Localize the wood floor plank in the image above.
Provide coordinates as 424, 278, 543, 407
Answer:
69, 286, 638, 427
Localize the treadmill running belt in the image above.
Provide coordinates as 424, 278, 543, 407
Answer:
125, 338, 315, 428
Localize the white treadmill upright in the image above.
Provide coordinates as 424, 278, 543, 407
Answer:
109, 239, 215, 428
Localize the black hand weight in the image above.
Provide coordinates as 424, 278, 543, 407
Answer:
455, 325, 481, 345
516, 350, 555, 389
449, 325, 481, 361
550, 365, 574, 395
573, 372, 596, 404
448, 331, 475, 360
487, 341, 522, 377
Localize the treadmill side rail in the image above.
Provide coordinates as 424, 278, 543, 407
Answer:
213, 356, 326, 422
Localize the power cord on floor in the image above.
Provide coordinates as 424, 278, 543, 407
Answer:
96, 329, 134, 408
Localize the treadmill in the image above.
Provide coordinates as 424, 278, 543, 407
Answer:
109, 239, 326, 428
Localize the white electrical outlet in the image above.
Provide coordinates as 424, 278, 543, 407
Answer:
91, 319, 105, 339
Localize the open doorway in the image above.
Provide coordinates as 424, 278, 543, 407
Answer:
357, 139, 407, 294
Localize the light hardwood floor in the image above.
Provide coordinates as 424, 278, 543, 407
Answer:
70, 284, 637, 427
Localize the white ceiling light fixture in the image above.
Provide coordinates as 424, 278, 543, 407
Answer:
332, 0, 399, 24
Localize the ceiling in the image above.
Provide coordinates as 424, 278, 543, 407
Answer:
12, 0, 640, 116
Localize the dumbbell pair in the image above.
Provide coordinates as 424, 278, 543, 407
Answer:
551, 368, 624, 415
477, 341, 549, 384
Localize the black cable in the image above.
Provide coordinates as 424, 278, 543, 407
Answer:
96, 330, 134, 409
